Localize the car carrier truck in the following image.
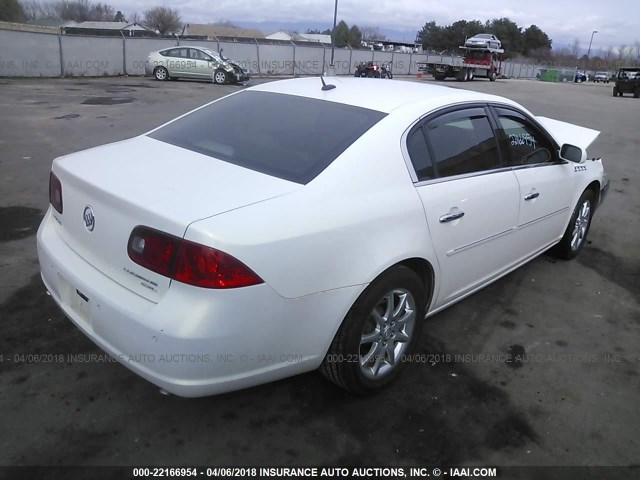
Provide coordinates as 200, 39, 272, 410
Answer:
418, 45, 504, 82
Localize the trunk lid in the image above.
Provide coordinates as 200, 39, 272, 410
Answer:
53, 136, 299, 302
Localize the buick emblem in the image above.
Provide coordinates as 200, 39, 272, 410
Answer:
83, 206, 95, 232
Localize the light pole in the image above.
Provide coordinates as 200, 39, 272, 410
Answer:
587, 30, 598, 58
329, 0, 338, 71
584, 30, 598, 75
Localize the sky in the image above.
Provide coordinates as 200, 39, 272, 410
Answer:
124, 0, 639, 52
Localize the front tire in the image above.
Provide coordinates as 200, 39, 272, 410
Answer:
552, 189, 595, 260
213, 70, 228, 85
320, 265, 426, 394
154, 66, 169, 81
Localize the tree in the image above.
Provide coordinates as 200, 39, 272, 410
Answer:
486, 18, 523, 56
361, 26, 387, 42
128, 11, 141, 23
332, 19, 350, 47
568, 38, 580, 58
1, 0, 26, 21
522, 24, 551, 56
26, 0, 116, 21
417, 21, 445, 51
349, 24, 362, 48
143, 6, 181, 36
113, 9, 124, 22
19, 0, 41, 21
306, 28, 331, 35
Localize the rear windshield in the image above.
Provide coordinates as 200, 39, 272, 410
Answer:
148, 90, 386, 184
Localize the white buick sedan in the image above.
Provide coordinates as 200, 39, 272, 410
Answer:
37, 78, 609, 397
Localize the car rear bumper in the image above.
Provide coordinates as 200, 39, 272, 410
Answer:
37, 208, 360, 397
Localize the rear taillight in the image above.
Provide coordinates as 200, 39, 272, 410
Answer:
127, 226, 263, 289
128, 226, 180, 277
49, 172, 63, 214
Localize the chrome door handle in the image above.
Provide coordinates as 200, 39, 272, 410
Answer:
439, 211, 465, 223
524, 192, 540, 201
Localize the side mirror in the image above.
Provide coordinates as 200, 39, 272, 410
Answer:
560, 144, 583, 163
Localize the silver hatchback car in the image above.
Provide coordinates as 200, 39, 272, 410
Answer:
145, 46, 250, 84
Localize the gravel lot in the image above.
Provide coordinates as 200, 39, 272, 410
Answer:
0, 75, 638, 468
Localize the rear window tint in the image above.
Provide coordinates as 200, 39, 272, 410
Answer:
148, 91, 386, 184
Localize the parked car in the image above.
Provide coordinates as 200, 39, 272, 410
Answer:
574, 71, 587, 83
593, 71, 610, 83
613, 67, 640, 97
464, 33, 501, 49
145, 46, 249, 84
38, 78, 608, 397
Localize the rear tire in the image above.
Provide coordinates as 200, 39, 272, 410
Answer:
320, 265, 426, 394
153, 66, 169, 81
551, 189, 595, 260
613, 87, 618, 97
634, 88, 640, 98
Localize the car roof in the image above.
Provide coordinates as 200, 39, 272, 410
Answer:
159, 46, 215, 52
248, 77, 518, 114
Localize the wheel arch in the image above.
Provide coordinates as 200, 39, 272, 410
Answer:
586, 179, 601, 209
396, 257, 436, 313
327, 255, 437, 351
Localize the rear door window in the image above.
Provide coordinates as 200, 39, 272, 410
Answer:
424, 108, 503, 178
406, 126, 435, 181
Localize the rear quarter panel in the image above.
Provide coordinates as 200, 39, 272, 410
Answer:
184, 118, 439, 300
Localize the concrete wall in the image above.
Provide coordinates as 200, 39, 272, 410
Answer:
61, 35, 123, 76
0, 27, 546, 79
217, 42, 261, 74
292, 44, 325, 75
0, 29, 61, 76
125, 38, 176, 75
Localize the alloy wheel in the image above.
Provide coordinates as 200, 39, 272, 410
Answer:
570, 200, 591, 251
359, 288, 416, 379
